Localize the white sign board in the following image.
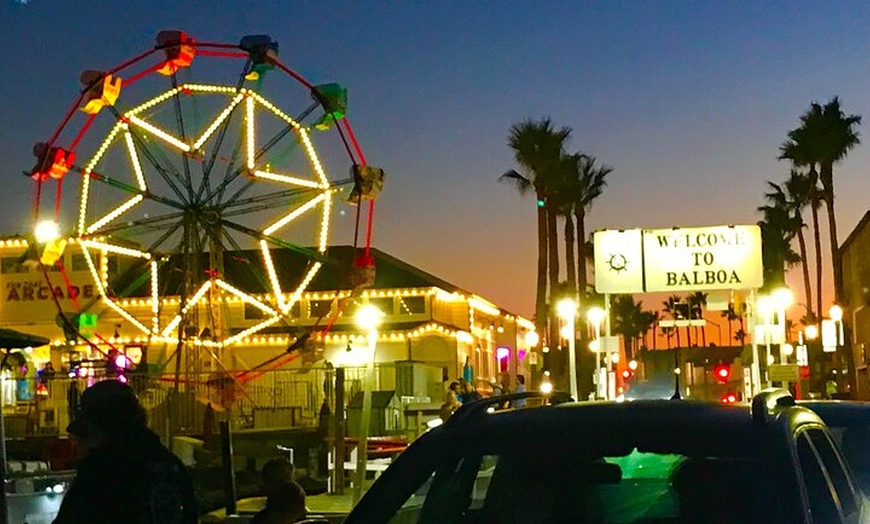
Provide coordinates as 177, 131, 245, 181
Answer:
768, 364, 800, 383
642, 225, 763, 292
821, 319, 838, 352
593, 229, 644, 293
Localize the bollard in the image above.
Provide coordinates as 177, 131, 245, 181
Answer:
220, 421, 237, 515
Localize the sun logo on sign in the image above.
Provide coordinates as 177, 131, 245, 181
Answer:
607, 253, 629, 273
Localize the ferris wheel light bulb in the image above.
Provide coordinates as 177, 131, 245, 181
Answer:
35, 220, 60, 243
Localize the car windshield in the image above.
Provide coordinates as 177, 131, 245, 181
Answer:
384, 447, 799, 524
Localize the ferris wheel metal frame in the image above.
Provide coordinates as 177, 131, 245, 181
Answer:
28, 31, 382, 378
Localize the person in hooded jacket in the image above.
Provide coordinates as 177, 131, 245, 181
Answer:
52, 379, 198, 524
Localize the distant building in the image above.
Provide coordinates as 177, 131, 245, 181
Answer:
841, 210, 870, 399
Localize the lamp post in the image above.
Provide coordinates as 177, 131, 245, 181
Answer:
608, 351, 619, 400
587, 306, 606, 400
557, 298, 578, 401
757, 295, 774, 387
828, 304, 845, 391
352, 305, 382, 505
830, 305, 844, 346
773, 288, 794, 364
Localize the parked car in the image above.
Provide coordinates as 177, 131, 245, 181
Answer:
345, 389, 868, 524
800, 400, 870, 495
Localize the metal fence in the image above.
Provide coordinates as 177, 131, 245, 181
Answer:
1, 365, 370, 439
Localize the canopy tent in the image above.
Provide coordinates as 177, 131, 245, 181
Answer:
0, 328, 49, 350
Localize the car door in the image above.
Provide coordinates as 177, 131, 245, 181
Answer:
796, 427, 864, 524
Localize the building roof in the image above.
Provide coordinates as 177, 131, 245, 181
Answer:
840, 209, 870, 254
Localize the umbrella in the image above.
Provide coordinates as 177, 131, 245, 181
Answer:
0, 328, 49, 349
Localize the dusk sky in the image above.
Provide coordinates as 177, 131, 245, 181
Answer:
2, 1, 869, 318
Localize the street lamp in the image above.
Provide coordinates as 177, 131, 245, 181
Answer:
34, 220, 60, 243
540, 370, 553, 394
524, 330, 540, 348
556, 298, 578, 401
352, 304, 383, 504
587, 306, 606, 399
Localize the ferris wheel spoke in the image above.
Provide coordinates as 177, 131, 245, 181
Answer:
221, 189, 324, 218
108, 107, 190, 204
88, 210, 185, 237
169, 72, 196, 201
86, 171, 186, 211
205, 112, 317, 205
197, 66, 250, 203
143, 218, 187, 255
217, 217, 332, 264
222, 185, 329, 208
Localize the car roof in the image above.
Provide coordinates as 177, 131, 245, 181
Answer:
798, 400, 870, 428
442, 399, 825, 460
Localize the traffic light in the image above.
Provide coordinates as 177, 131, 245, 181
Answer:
621, 369, 633, 380
714, 364, 731, 383
720, 392, 738, 404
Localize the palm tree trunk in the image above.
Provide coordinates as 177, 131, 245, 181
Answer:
547, 208, 560, 350
821, 162, 855, 396
575, 208, 588, 298
811, 200, 823, 320
820, 163, 843, 302
547, 209, 559, 292
796, 227, 813, 318
564, 214, 577, 295
535, 204, 548, 340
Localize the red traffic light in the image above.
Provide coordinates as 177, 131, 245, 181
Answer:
621, 369, 633, 380
714, 364, 731, 382
720, 392, 738, 404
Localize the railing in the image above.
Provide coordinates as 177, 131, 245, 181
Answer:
1, 365, 371, 439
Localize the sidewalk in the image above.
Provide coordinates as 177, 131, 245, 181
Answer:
202, 492, 355, 523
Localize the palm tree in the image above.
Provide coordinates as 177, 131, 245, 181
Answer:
662, 295, 683, 348
638, 310, 660, 351
687, 292, 708, 346
612, 294, 645, 360
501, 118, 572, 340
661, 325, 675, 349
758, 196, 802, 289
765, 173, 816, 318
734, 328, 747, 346
570, 155, 611, 299
780, 97, 861, 302
720, 305, 740, 346
552, 155, 580, 294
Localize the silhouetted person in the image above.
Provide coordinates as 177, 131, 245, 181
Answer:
53, 379, 198, 524
261, 457, 296, 497
252, 481, 307, 523
203, 401, 216, 441
462, 380, 482, 403
513, 374, 527, 408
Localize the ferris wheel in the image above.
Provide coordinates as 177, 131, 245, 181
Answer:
28, 31, 383, 361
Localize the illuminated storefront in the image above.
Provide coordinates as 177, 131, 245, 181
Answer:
0, 238, 536, 399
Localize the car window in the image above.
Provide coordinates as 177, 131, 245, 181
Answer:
807, 429, 858, 517
797, 431, 843, 524
385, 448, 795, 524
840, 426, 870, 495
